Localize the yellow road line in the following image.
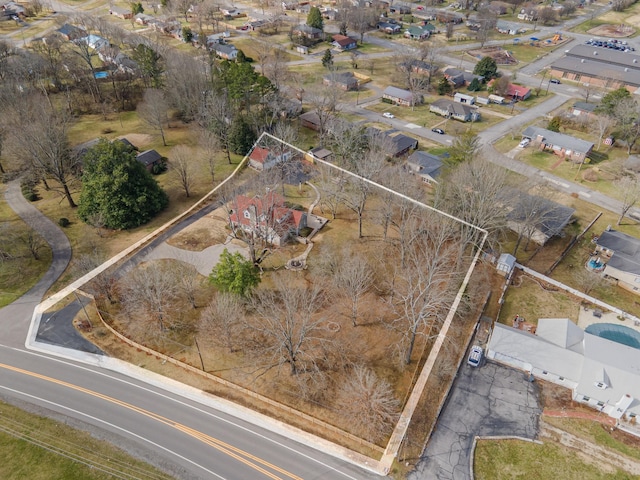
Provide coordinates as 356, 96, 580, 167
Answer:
0, 363, 303, 480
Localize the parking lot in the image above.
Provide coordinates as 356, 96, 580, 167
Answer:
408, 359, 542, 480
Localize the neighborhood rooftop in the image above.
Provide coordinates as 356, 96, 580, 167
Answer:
522, 126, 595, 154
597, 229, 640, 275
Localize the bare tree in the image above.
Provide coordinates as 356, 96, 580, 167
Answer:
335, 365, 400, 443
198, 127, 220, 185
247, 275, 330, 375
170, 145, 197, 197
18, 230, 47, 260
173, 259, 203, 309
345, 3, 377, 44
121, 261, 179, 334
508, 190, 571, 253
491, 75, 511, 97
75, 251, 117, 304
538, 6, 557, 25
138, 88, 169, 146
395, 49, 428, 110
336, 250, 374, 327
6, 96, 79, 208
574, 267, 609, 296
476, 7, 497, 48
305, 83, 343, 146
435, 156, 509, 248
388, 224, 461, 364
591, 114, 615, 150
614, 175, 640, 225
199, 292, 244, 353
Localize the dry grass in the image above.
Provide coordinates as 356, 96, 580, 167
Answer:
0, 186, 53, 307
79, 176, 482, 462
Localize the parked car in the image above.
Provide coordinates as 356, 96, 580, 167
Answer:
549, 78, 561, 84
432, 127, 445, 134
467, 345, 483, 367
519, 138, 531, 148
383, 112, 394, 118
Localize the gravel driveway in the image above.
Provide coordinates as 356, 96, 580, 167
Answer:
409, 360, 542, 480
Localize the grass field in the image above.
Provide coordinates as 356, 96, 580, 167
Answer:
0, 186, 52, 308
0, 400, 175, 480
474, 438, 636, 479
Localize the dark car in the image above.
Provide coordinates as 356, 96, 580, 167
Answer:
549, 79, 561, 84
432, 127, 445, 134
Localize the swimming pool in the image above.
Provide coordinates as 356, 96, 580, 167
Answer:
585, 323, 640, 350
94, 71, 109, 79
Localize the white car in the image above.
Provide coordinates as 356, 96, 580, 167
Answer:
382, 112, 394, 119
467, 345, 483, 367
518, 138, 531, 148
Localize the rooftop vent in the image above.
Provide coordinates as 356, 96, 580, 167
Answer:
634, 59, 638, 63
625, 68, 629, 72
581, 59, 585, 63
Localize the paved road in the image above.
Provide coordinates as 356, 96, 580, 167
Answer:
0, 180, 380, 479
408, 360, 541, 480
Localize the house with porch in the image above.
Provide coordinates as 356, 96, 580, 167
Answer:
430, 99, 480, 122
506, 191, 575, 246
211, 43, 238, 60
292, 24, 324, 39
323, 72, 358, 91
332, 34, 357, 51
228, 193, 307, 246
595, 228, 640, 295
521, 126, 594, 163
406, 151, 443, 185
443, 68, 484, 87
488, 318, 640, 427
382, 86, 421, 107
404, 25, 431, 40
248, 146, 292, 171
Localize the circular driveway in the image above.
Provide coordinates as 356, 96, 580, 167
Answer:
409, 360, 542, 480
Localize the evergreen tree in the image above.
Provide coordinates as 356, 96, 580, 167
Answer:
130, 2, 143, 14
78, 140, 168, 230
437, 76, 452, 95
182, 26, 193, 43
468, 77, 482, 92
322, 49, 333, 69
133, 44, 164, 88
473, 56, 498, 80
596, 87, 632, 116
547, 116, 561, 132
307, 6, 324, 31
209, 249, 260, 296
229, 117, 256, 155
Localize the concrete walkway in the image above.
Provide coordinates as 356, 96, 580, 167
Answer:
142, 241, 248, 277
1, 180, 72, 347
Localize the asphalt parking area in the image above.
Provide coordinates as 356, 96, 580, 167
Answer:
409, 360, 541, 480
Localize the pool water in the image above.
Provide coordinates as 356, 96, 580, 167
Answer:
586, 323, 640, 350
94, 71, 109, 79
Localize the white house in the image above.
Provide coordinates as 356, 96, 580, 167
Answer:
488, 318, 640, 425
454, 92, 475, 105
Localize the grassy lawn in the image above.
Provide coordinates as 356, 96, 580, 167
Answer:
0, 400, 175, 480
474, 438, 635, 479
543, 417, 640, 462
0, 187, 52, 308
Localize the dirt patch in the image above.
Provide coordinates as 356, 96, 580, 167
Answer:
587, 24, 635, 37
166, 207, 231, 251
468, 46, 517, 65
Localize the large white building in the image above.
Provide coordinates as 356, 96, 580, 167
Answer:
488, 318, 640, 425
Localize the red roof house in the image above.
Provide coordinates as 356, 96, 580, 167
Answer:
229, 193, 307, 246
248, 146, 292, 171
332, 34, 357, 51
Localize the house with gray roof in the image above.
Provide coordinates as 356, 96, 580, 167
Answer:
488, 318, 640, 428
211, 43, 238, 60
291, 24, 324, 39
506, 191, 575, 246
571, 101, 599, 119
430, 98, 480, 122
56, 23, 86, 41
522, 126, 594, 163
595, 229, 640, 295
323, 72, 358, 91
406, 151, 443, 185
382, 85, 422, 107
443, 68, 484, 87
137, 149, 163, 172
550, 45, 640, 92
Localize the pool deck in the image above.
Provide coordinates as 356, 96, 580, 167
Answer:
577, 306, 640, 334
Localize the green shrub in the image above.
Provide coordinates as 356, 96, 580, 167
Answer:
58, 218, 70, 227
